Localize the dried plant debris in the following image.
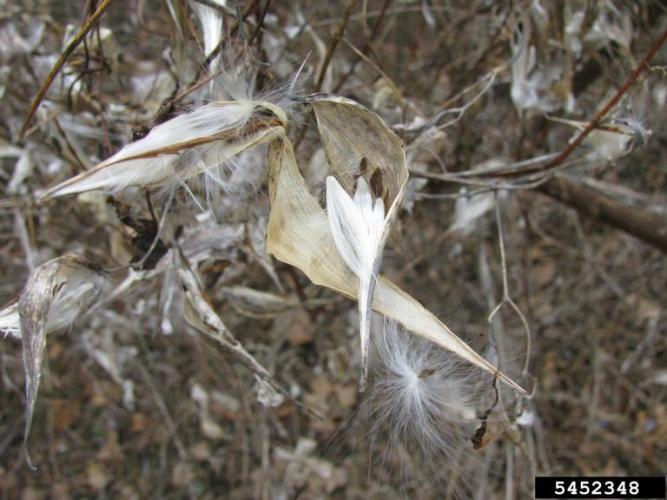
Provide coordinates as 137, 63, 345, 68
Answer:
10, 255, 109, 467
2, 1, 666, 497
177, 254, 286, 407
220, 286, 300, 318
110, 197, 169, 270
274, 438, 348, 496
547, 115, 652, 160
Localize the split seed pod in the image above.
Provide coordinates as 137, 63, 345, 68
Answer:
265, 95, 523, 393
14, 255, 108, 467
314, 95, 408, 387
42, 101, 287, 198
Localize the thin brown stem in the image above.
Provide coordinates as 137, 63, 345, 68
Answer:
538, 175, 667, 254
477, 27, 667, 179
20, 0, 114, 139
315, 0, 360, 92
333, 0, 391, 93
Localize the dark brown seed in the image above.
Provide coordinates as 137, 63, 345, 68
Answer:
369, 168, 384, 199
359, 157, 368, 174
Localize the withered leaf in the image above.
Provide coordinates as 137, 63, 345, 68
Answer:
177, 256, 287, 406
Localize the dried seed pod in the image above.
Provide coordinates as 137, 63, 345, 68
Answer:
42, 101, 287, 199
264, 99, 523, 394
548, 115, 652, 160
17, 255, 108, 467
311, 95, 407, 387
177, 258, 285, 407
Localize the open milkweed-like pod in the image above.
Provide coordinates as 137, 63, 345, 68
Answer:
309, 94, 408, 211
312, 95, 408, 387
34, 87, 523, 394
42, 101, 287, 199
265, 95, 524, 394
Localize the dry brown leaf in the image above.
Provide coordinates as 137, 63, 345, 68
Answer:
284, 310, 314, 347
177, 255, 287, 406
51, 398, 80, 432
220, 285, 299, 318
334, 384, 358, 408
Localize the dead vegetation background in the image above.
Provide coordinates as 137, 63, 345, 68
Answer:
1, 0, 666, 498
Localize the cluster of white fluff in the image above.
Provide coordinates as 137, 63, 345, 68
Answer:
191, 0, 224, 63
349, 319, 500, 496
365, 321, 482, 455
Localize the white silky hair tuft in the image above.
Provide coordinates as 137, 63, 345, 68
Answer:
509, 14, 568, 114
326, 175, 385, 388
43, 99, 286, 199
343, 320, 497, 497
190, 0, 225, 70
0, 301, 20, 340
364, 320, 482, 460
